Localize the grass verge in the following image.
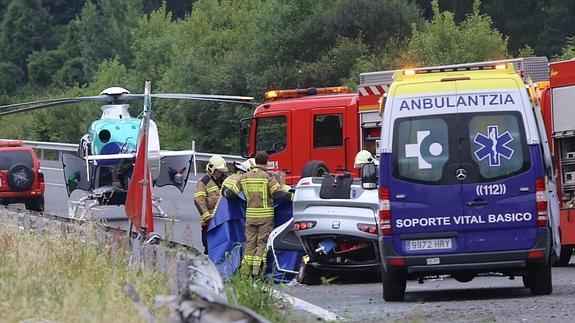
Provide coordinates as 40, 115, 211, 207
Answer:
0, 220, 168, 322
225, 273, 289, 322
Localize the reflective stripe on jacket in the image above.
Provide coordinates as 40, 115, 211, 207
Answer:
194, 174, 222, 225
234, 166, 288, 218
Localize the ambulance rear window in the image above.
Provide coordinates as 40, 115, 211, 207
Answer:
467, 113, 529, 180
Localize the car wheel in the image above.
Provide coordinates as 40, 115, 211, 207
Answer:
529, 263, 552, 295
382, 267, 407, 301
8, 163, 34, 191
296, 263, 322, 285
25, 196, 44, 212
554, 246, 572, 267
301, 161, 329, 178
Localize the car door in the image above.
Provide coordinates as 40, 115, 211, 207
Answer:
62, 153, 91, 195
309, 108, 347, 172
457, 81, 538, 252
387, 82, 464, 256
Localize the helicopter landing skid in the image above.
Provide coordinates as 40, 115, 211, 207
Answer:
68, 189, 172, 221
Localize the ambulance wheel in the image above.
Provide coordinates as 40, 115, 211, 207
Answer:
554, 246, 572, 267
382, 267, 406, 301
296, 263, 322, 285
522, 274, 532, 288
301, 161, 329, 178
529, 264, 552, 295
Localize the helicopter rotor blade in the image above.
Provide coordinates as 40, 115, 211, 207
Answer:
0, 94, 147, 117
150, 93, 254, 102
0, 91, 255, 117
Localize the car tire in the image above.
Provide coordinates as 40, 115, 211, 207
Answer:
382, 267, 407, 301
25, 196, 44, 212
8, 163, 34, 191
296, 263, 322, 285
301, 161, 329, 178
529, 263, 552, 295
554, 246, 572, 267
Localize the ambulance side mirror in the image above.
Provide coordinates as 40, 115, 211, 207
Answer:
361, 163, 378, 190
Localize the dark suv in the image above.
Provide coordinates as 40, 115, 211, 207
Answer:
0, 140, 45, 211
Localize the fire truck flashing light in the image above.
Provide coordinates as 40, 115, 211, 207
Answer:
264, 86, 349, 101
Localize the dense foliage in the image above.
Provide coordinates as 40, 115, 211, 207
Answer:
0, 0, 574, 153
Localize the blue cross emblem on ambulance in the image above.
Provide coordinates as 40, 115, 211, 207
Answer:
473, 125, 514, 167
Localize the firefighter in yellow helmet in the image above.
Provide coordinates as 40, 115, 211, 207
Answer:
194, 154, 228, 254
224, 151, 292, 277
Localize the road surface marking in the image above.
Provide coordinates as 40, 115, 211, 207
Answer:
46, 182, 66, 187
272, 289, 339, 321
41, 167, 63, 171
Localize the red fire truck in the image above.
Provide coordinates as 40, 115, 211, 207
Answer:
537, 59, 575, 265
239, 81, 394, 185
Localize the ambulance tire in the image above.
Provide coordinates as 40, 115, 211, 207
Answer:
554, 246, 573, 267
382, 268, 406, 301
301, 161, 329, 178
529, 263, 552, 295
522, 274, 532, 288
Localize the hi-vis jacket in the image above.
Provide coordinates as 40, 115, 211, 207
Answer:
194, 174, 223, 226
231, 166, 292, 219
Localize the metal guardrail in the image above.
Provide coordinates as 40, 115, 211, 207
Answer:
3, 139, 245, 175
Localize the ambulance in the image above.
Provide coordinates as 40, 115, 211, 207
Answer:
376, 59, 560, 301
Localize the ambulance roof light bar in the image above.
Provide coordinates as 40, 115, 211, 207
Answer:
403, 62, 512, 76
264, 86, 349, 101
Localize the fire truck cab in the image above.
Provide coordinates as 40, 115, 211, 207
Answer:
240, 82, 394, 185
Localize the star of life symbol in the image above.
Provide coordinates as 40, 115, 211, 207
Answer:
405, 130, 443, 169
473, 125, 514, 167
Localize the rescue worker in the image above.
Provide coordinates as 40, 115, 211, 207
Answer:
194, 154, 228, 254
222, 158, 256, 192
224, 151, 292, 277
354, 150, 376, 169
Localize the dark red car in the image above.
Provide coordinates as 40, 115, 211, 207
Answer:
0, 140, 45, 211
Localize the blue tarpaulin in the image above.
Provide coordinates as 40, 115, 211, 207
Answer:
207, 194, 302, 281
207, 195, 246, 278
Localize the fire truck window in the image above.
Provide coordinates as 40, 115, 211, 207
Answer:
255, 116, 287, 154
314, 114, 343, 148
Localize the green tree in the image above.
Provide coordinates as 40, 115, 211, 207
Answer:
0, 61, 25, 94
75, 0, 143, 78
404, 0, 507, 66
553, 37, 575, 61
0, 0, 52, 69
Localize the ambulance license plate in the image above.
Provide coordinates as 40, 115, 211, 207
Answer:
406, 238, 452, 251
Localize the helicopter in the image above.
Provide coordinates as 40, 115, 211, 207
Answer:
0, 82, 254, 221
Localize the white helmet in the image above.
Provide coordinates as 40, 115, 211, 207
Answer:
206, 155, 229, 174
234, 158, 255, 172
354, 150, 375, 168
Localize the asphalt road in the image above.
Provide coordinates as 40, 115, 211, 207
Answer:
39, 160, 204, 249
280, 265, 575, 322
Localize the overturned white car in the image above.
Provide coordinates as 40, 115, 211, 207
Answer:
285, 164, 380, 284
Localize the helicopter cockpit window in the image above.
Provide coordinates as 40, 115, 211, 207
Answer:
255, 116, 287, 155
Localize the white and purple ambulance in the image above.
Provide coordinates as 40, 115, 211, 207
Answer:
377, 60, 560, 301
